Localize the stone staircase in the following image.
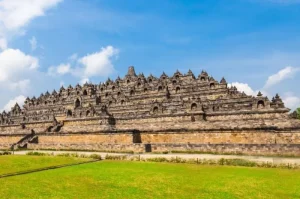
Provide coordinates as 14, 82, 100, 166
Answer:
11, 130, 38, 150
46, 118, 64, 133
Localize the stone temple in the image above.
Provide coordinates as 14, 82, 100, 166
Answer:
1, 66, 300, 155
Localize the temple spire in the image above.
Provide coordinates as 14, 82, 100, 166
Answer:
127, 66, 136, 77
257, 91, 263, 97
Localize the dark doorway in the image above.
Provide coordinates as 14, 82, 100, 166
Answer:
75, 99, 81, 108
191, 103, 197, 111
132, 130, 142, 143
153, 106, 159, 114
145, 144, 152, 152
67, 110, 72, 117
257, 100, 265, 109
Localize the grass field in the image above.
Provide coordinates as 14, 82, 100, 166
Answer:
0, 155, 89, 175
0, 156, 300, 199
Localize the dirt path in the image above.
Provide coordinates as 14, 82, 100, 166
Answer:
7, 150, 300, 165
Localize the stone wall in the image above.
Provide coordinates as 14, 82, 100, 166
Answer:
57, 115, 300, 133
21, 130, 300, 155
23, 130, 300, 146
0, 136, 24, 149
149, 143, 300, 156
0, 121, 53, 135
27, 142, 300, 156
140, 131, 300, 144
35, 133, 133, 145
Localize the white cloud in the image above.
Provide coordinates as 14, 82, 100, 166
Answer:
2, 95, 26, 112
0, 48, 39, 106
0, 48, 38, 82
57, 63, 71, 74
0, 0, 62, 30
48, 46, 118, 80
0, 37, 7, 49
264, 66, 299, 89
229, 66, 300, 111
0, 0, 63, 49
78, 46, 119, 79
48, 63, 71, 76
80, 78, 90, 85
282, 93, 300, 111
228, 82, 257, 96
29, 36, 37, 51
9, 79, 31, 93
0, 0, 64, 111
228, 82, 270, 98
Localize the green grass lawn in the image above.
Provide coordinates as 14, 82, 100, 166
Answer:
0, 155, 89, 175
0, 156, 300, 199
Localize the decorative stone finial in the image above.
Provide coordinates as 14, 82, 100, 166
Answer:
161, 72, 168, 78
201, 70, 208, 76
220, 77, 227, 84
174, 69, 182, 77
257, 91, 263, 97
187, 69, 193, 75
127, 66, 136, 77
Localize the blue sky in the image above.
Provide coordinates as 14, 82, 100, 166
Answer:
0, 0, 299, 111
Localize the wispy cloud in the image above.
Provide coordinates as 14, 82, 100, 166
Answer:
2, 95, 26, 112
29, 36, 37, 51
282, 92, 300, 111
48, 63, 71, 76
0, 0, 63, 111
48, 46, 119, 80
229, 66, 299, 110
0, 0, 63, 49
264, 66, 299, 89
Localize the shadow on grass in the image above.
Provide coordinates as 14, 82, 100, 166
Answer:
0, 159, 101, 179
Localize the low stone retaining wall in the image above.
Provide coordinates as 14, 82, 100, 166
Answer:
0, 136, 24, 149
27, 143, 300, 156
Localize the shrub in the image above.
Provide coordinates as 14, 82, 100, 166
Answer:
169, 157, 186, 163
26, 151, 48, 156
0, 151, 12, 155
26, 151, 102, 160
105, 155, 127, 160
57, 153, 80, 158
79, 154, 89, 158
89, 154, 102, 160
220, 158, 257, 167
146, 157, 168, 162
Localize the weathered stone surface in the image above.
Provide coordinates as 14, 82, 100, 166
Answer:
1, 66, 300, 155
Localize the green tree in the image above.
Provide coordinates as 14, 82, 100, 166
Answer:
297, 108, 300, 119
